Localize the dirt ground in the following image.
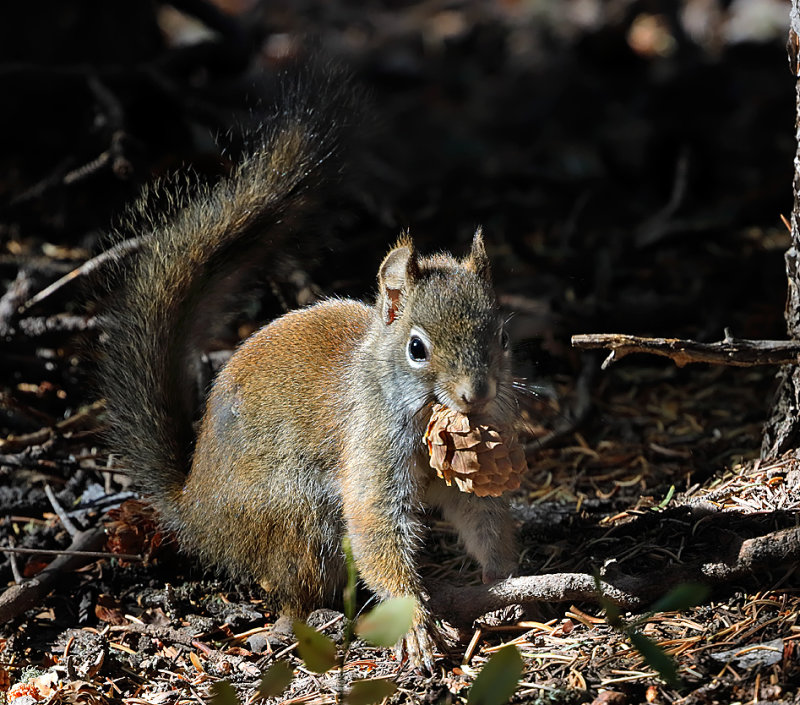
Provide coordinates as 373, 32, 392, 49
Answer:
1, 1, 800, 703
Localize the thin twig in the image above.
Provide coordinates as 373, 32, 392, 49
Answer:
0, 527, 106, 622
571, 331, 800, 369
0, 546, 141, 561
0, 400, 105, 454
635, 146, 691, 247
44, 483, 80, 536
7, 541, 22, 585
19, 237, 144, 313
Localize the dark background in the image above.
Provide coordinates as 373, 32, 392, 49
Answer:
0, 1, 797, 702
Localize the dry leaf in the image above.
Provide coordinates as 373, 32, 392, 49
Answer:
94, 595, 127, 626
189, 651, 205, 673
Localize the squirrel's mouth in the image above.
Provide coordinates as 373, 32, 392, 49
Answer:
434, 393, 496, 423
437, 380, 498, 418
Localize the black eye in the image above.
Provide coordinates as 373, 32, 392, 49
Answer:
407, 335, 429, 362
500, 327, 510, 351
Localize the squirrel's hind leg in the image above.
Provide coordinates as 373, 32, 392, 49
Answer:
179, 452, 347, 614
257, 521, 348, 618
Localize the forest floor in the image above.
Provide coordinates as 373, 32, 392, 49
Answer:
1, 1, 800, 704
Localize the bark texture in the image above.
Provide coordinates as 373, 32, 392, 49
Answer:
762, 3, 800, 458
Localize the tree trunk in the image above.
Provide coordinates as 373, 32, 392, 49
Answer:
762, 2, 800, 458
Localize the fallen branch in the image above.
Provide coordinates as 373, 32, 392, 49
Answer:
0, 269, 33, 337
107, 621, 209, 650
0, 527, 105, 623
19, 237, 143, 314
571, 331, 800, 370
0, 546, 140, 561
18, 314, 98, 337
430, 525, 800, 626
0, 400, 105, 453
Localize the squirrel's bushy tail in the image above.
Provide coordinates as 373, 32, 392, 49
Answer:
98, 67, 360, 526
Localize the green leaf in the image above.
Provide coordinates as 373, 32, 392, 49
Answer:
592, 572, 621, 626
209, 680, 241, 705
293, 620, 338, 673
627, 630, 680, 688
258, 661, 294, 698
355, 596, 416, 648
649, 583, 710, 615
467, 645, 524, 705
654, 485, 676, 510
346, 677, 398, 705
342, 536, 359, 624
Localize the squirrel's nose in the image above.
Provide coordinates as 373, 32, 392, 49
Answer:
455, 376, 497, 410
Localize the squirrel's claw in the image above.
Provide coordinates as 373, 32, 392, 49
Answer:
398, 623, 439, 673
397, 610, 455, 673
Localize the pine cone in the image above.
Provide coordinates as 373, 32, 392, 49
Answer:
424, 403, 527, 497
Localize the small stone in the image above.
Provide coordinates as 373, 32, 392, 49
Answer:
247, 633, 269, 653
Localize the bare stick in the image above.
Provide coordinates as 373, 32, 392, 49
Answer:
18, 314, 98, 337
571, 331, 800, 370
8, 545, 22, 584
0, 527, 105, 623
0, 400, 105, 454
0, 269, 33, 336
635, 146, 690, 247
429, 525, 800, 626
19, 237, 143, 313
44, 483, 80, 537
0, 546, 141, 561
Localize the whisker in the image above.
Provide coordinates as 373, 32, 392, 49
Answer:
512, 377, 556, 401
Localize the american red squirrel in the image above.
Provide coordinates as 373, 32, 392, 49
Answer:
99, 73, 519, 670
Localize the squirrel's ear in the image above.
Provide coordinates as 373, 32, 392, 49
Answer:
466, 226, 492, 284
378, 235, 420, 325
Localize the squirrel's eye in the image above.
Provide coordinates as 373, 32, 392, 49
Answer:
500, 327, 510, 351
407, 335, 429, 363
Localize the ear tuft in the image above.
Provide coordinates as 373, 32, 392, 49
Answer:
466, 226, 492, 284
378, 233, 419, 324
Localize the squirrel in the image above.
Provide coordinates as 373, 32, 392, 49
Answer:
98, 70, 519, 670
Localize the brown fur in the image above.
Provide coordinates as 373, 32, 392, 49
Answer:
99, 76, 518, 670
180, 300, 371, 612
